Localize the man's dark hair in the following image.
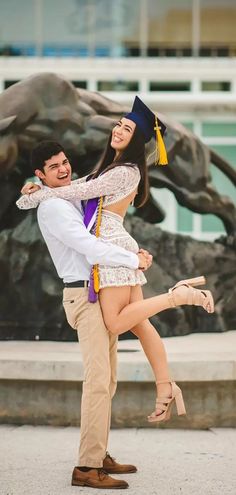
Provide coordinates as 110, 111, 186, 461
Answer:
31, 141, 66, 172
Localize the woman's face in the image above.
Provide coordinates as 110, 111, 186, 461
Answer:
111, 117, 136, 154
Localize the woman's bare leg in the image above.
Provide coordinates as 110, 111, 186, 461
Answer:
129, 285, 172, 414
99, 284, 172, 415
99, 280, 213, 336
99, 285, 173, 336
129, 286, 170, 381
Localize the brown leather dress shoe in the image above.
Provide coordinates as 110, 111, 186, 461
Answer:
71, 466, 128, 489
103, 452, 137, 474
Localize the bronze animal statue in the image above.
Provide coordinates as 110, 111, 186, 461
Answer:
0, 72, 235, 233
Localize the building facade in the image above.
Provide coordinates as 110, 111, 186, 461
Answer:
0, 0, 235, 239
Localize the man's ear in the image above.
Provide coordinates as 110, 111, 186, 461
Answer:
35, 169, 45, 181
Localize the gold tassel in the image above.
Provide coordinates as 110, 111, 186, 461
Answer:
95, 197, 103, 237
93, 196, 103, 294
154, 116, 168, 166
93, 265, 100, 293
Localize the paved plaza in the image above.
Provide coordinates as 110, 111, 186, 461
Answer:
1, 425, 235, 495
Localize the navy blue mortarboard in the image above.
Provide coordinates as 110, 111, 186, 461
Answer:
125, 96, 168, 165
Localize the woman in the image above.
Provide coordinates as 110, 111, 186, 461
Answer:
17, 96, 214, 422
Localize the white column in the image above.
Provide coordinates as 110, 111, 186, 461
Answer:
152, 188, 178, 233
192, 214, 202, 239
231, 79, 236, 93
87, 79, 97, 91
192, 78, 201, 93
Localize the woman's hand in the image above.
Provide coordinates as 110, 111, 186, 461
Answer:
21, 182, 41, 195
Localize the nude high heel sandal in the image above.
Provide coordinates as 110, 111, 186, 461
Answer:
148, 380, 186, 423
168, 276, 214, 313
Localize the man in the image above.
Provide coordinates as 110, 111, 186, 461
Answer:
18, 141, 152, 490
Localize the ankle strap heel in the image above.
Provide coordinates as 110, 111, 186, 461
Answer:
168, 275, 214, 313
148, 381, 186, 423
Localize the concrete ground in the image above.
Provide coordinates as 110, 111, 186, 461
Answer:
1, 425, 235, 495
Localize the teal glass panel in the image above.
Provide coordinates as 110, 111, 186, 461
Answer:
202, 123, 236, 137
177, 205, 193, 232
210, 163, 235, 205
211, 145, 236, 169
181, 122, 194, 132
202, 215, 224, 232
206, 145, 236, 230
202, 144, 236, 233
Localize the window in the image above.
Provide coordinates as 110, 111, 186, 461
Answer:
97, 81, 139, 91
4, 80, 19, 89
181, 122, 194, 132
147, 0, 193, 57
71, 81, 87, 89
0, 0, 36, 56
200, 0, 236, 58
201, 81, 231, 92
150, 81, 191, 92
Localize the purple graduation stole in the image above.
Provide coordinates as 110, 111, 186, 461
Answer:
83, 197, 101, 303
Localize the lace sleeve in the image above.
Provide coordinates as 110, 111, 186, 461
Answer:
72, 175, 89, 184
16, 188, 57, 209
16, 165, 140, 210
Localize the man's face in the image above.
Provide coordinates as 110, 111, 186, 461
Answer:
35, 151, 72, 188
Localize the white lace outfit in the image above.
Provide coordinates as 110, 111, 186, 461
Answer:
99, 210, 146, 287
16, 164, 147, 288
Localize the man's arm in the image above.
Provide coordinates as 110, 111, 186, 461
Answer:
39, 199, 141, 270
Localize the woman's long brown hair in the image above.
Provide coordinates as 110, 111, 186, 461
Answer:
92, 125, 149, 207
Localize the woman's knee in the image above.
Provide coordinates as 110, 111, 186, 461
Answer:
99, 287, 130, 335
104, 318, 119, 335
101, 310, 120, 335
131, 319, 153, 337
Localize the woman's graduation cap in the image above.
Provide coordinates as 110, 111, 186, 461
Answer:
125, 96, 168, 165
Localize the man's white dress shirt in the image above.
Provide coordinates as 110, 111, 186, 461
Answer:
37, 198, 139, 283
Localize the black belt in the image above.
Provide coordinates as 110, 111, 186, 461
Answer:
64, 280, 89, 288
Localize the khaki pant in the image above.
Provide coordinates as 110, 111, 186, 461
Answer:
63, 287, 117, 468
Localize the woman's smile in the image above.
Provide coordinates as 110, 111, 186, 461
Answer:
112, 135, 123, 143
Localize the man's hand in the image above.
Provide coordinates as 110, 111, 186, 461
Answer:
21, 182, 41, 195
137, 249, 153, 271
